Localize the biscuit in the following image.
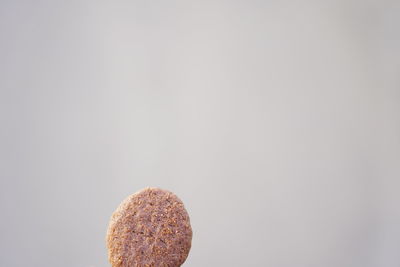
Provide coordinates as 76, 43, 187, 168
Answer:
106, 188, 192, 267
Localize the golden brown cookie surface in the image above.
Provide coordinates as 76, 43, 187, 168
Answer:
106, 188, 192, 267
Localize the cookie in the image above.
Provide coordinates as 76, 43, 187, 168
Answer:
106, 188, 192, 267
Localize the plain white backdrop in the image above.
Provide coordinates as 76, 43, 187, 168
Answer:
0, 1, 399, 266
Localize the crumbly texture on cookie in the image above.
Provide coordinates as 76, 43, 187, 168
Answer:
106, 188, 192, 267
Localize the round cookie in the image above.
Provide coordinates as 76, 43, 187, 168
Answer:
106, 188, 192, 267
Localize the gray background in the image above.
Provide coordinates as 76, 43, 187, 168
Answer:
0, 1, 399, 266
